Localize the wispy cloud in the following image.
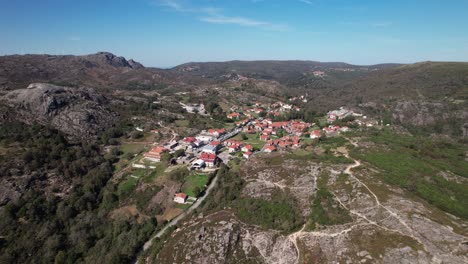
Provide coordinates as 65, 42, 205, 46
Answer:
298, 0, 313, 5
200, 15, 289, 31
153, 0, 290, 31
157, 0, 186, 12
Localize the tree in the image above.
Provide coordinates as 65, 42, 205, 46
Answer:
241, 133, 248, 140
193, 186, 203, 197
174, 149, 185, 158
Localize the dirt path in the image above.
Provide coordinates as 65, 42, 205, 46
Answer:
285, 138, 441, 264
338, 139, 438, 259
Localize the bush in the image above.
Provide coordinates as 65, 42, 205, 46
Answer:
308, 187, 352, 230
233, 192, 304, 233
169, 167, 189, 183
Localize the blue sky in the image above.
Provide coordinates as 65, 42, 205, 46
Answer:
1, 0, 467, 67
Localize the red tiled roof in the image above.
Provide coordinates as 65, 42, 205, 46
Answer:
243, 144, 253, 151
210, 141, 221, 146
148, 146, 167, 154
265, 145, 276, 151
201, 152, 217, 162
183, 137, 196, 143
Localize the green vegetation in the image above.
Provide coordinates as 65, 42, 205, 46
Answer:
306, 172, 352, 230
233, 192, 304, 233
135, 186, 163, 215
317, 136, 348, 148
118, 176, 140, 199
233, 133, 265, 149
286, 150, 353, 164
182, 174, 209, 197
120, 143, 145, 157
0, 122, 157, 263
202, 162, 303, 233
142, 164, 167, 183
168, 166, 190, 182
202, 164, 244, 211
351, 128, 468, 219
307, 187, 352, 230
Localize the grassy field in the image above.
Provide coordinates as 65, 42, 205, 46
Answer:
142, 164, 167, 183
175, 120, 190, 127
351, 128, 468, 219
120, 143, 146, 157
232, 133, 266, 150
182, 174, 209, 197
117, 176, 139, 199
317, 136, 348, 148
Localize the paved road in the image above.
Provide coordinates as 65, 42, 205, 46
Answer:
134, 170, 220, 263
218, 128, 241, 142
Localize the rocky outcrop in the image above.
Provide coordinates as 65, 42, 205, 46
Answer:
149, 152, 468, 264
152, 211, 297, 264
1, 83, 117, 140
392, 101, 449, 126
83, 52, 144, 69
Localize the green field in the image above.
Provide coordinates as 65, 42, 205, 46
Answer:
232, 133, 266, 150
120, 143, 146, 157
182, 174, 209, 197
117, 176, 139, 199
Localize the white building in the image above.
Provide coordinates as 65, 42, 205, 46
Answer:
174, 193, 187, 204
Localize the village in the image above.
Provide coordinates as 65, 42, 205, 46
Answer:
127, 99, 376, 207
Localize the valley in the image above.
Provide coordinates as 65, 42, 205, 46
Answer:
0, 53, 466, 264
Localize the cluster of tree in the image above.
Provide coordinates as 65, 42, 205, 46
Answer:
267, 108, 323, 124
0, 122, 157, 263
169, 167, 190, 183
201, 164, 244, 211
308, 186, 352, 230
233, 192, 304, 232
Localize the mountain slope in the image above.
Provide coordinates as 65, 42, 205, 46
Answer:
0, 52, 169, 90
172, 60, 401, 85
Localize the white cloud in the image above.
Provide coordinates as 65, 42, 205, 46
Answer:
158, 0, 186, 12
200, 15, 289, 31
153, 0, 289, 31
299, 0, 313, 5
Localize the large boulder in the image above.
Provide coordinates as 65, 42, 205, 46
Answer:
1, 83, 117, 140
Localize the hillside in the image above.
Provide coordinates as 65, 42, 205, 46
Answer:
0, 53, 466, 263
336, 62, 468, 102
0, 52, 176, 91
172, 60, 401, 85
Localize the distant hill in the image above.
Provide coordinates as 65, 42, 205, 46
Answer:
313, 62, 468, 136
0, 52, 176, 90
1, 52, 466, 135
171, 60, 401, 85
338, 61, 468, 101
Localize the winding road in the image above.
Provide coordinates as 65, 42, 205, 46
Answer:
134, 169, 220, 263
